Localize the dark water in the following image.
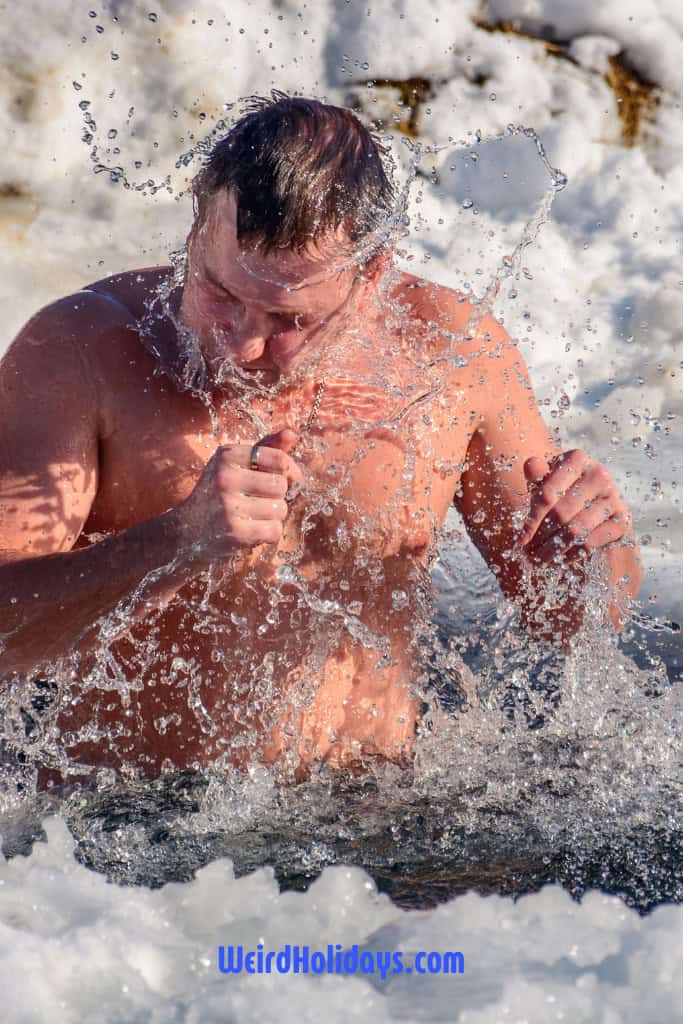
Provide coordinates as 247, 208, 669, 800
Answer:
2, 763, 679, 916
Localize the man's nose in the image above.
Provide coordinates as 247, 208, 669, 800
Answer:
229, 308, 270, 362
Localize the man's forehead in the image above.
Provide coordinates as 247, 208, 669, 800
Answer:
197, 191, 355, 310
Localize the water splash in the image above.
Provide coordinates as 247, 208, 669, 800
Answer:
1, 88, 679, 920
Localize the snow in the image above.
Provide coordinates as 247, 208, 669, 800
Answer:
0, 817, 681, 1023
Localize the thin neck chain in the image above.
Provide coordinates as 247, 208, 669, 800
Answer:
304, 378, 326, 433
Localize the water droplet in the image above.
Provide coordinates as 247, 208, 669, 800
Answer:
72, 80, 83, 91
111, 51, 119, 60
148, 12, 158, 22
275, 565, 298, 584
107, 128, 117, 139
489, 92, 497, 101
461, 198, 474, 209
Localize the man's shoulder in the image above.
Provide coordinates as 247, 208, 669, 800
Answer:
83, 264, 175, 323
1, 268, 177, 436
12, 282, 134, 352
27, 264, 173, 340
6, 265, 176, 372
390, 271, 513, 366
390, 271, 472, 324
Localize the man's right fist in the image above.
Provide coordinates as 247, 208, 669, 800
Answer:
173, 428, 304, 562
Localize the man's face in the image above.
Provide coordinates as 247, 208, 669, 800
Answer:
179, 191, 364, 384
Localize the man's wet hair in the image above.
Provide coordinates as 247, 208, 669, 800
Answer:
193, 92, 396, 254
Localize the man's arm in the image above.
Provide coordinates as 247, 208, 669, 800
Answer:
452, 314, 642, 642
0, 296, 199, 677
0, 298, 302, 678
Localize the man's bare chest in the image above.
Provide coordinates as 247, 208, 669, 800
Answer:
85, 369, 474, 561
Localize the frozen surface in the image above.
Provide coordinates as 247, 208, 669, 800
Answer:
0, 816, 681, 1024
484, 0, 683, 91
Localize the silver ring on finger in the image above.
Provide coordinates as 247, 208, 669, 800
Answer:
250, 444, 261, 471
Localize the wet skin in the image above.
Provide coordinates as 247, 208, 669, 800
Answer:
0, 193, 640, 780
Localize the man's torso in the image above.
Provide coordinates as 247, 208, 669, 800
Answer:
44, 266, 484, 778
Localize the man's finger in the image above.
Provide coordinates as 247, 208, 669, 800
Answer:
519, 453, 584, 546
580, 515, 628, 551
528, 498, 617, 564
525, 481, 604, 552
257, 428, 305, 491
518, 456, 555, 545
233, 495, 290, 522
251, 431, 304, 487
258, 427, 299, 453
220, 442, 303, 487
523, 456, 550, 489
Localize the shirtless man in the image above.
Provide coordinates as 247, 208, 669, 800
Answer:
0, 96, 641, 782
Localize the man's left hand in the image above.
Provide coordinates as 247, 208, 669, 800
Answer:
518, 450, 633, 565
